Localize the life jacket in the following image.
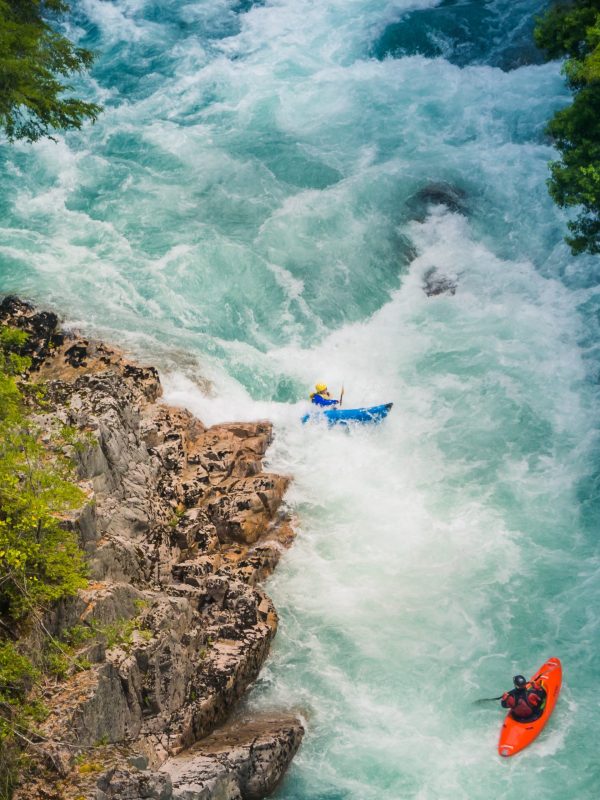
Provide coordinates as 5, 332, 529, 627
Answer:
526, 679, 547, 711
512, 694, 535, 718
310, 391, 337, 407
507, 682, 546, 719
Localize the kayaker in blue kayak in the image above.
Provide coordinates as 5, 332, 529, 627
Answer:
310, 383, 340, 407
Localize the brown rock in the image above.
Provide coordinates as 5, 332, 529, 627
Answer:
1, 298, 300, 800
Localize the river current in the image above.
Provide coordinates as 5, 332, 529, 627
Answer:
1, 1, 599, 798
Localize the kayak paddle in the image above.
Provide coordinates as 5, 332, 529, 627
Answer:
474, 695, 504, 704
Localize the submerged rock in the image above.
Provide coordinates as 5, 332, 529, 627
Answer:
1, 298, 302, 800
422, 267, 458, 297
406, 181, 468, 222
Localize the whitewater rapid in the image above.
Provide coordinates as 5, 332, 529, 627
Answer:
1, 1, 600, 798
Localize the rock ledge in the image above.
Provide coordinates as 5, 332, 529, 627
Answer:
0, 296, 303, 800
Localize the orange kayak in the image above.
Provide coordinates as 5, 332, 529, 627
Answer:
498, 657, 562, 757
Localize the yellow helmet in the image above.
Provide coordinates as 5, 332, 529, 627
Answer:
315, 383, 327, 393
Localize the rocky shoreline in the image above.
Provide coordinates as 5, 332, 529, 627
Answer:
0, 296, 303, 800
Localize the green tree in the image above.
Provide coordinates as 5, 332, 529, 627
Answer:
0, 0, 101, 142
0, 326, 87, 623
535, 1, 600, 255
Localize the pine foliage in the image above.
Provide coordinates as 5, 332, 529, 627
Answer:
0, 0, 101, 142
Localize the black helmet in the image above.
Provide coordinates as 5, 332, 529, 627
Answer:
513, 675, 527, 688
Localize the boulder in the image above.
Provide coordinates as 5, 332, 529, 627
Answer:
163, 715, 305, 800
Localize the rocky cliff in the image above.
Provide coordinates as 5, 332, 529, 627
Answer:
0, 297, 303, 800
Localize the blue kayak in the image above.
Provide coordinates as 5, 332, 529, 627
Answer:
302, 402, 393, 426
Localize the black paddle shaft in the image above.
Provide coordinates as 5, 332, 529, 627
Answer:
474, 694, 504, 704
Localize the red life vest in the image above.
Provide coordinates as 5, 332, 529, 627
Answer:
502, 680, 546, 720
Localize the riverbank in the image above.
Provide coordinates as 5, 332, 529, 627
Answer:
0, 296, 303, 800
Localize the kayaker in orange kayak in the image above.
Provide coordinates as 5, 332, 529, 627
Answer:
497, 658, 561, 757
501, 675, 547, 721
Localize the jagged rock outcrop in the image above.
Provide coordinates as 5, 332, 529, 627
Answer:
93, 715, 305, 800
0, 297, 303, 800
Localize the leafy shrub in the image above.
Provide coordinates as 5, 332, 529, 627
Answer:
535, 1, 600, 254
0, 327, 87, 622
0, 325, 89, 796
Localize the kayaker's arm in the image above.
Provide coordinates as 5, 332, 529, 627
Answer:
311, 394, 339, 407
473, 694, 505, 704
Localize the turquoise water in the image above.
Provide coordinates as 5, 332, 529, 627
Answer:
1, 1, 600, 797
